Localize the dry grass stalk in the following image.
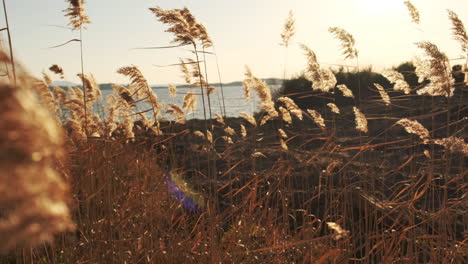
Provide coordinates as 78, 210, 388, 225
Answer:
0, 77, 74, 252
166, 104, 186, 124
434, 136, 468, 155
404, 1, 420, 24
374, 83, 391, 105
278, 96, 302, 120
182, 90, 197, 113
353, 107, 368, 133
382, 70, 411, 94
327, 103, 340, 114
64, 0, 90, 30
415, 42, 454, 97
280, 10, 295, 47
396, 118, 430, 144
168, 83, 177, 97
447, 10, 467, 53
307, 109, 326, 128
278, 128, 288, 138
328, 27, 358, 60
336, 84, 354, 98
215, 113, 225, 125
326, 222, 349, 240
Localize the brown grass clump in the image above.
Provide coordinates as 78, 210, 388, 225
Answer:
0, 57, 73, 252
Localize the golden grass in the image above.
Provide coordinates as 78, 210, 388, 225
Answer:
1, 4, 467, 264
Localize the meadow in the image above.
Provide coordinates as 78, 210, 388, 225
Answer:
0, 1, 467, 263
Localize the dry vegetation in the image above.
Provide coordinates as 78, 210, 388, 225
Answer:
0, 1, 467, 263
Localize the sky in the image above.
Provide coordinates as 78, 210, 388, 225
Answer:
4, 0, 468, 85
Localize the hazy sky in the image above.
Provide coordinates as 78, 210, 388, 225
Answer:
5, 0, 468, 85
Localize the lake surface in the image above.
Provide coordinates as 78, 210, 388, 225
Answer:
100, 85, 281, 120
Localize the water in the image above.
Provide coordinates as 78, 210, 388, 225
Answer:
100, 85, 281, 120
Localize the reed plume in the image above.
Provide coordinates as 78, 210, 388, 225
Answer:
374, 83, 391, 105
447, 10, 468, 53
434, 136, 468, 155
301, 44, 337, 92
415, 42, 454, 97
117, 65, 163, 117
63, 0, 90, 30
327, 103, 340, 114
326, 222, 349, 240
280, 10, 295, 47
280, 139, 288, 151
307, 109, 326, 128
279, 106, 292, 124
168, 83, 177, 97
336, 84, 354, 98
222, 136, 234, 144
251, 152, 266, 158
49, 64, 64, 79
328, 27, 358, 60
396, 118, 430, 144
353, 106, 368, 133
215, 113, 225, 125
149, 6, 212, 48
382, 70, 411, 94
224, 126, 236, 136
193, 130, 205, 139
404, 1, 420, 24
240, 124, 247, 138
278, 128, 288, 138
278, 96, 303, 120
206, 130, 213, 143
166, 104, 186, 124
182, 90, 197, 113
243, 66, 278, 118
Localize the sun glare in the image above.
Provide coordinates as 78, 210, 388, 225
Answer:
359, 0, 403, 13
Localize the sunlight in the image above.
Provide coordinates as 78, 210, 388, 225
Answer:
358, 0, 403, 13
